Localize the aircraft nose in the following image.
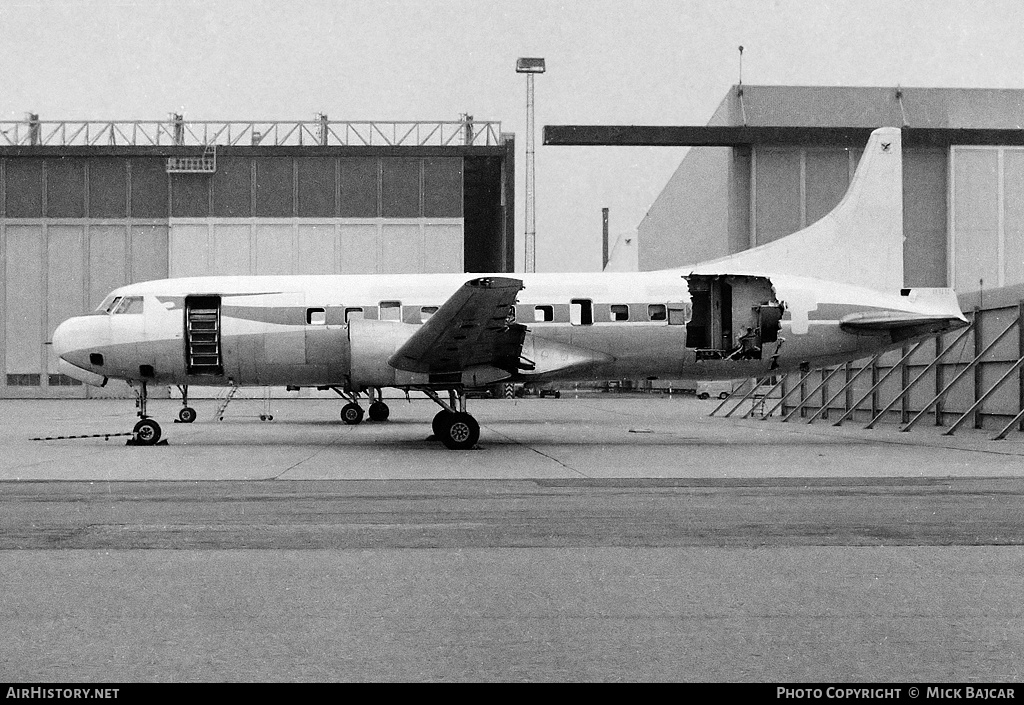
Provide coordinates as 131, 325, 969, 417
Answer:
52, 315, 107, 366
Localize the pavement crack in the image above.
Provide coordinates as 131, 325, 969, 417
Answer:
483, 426, 590, 477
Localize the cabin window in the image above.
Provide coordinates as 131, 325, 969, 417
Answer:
610, 304, 629, 321
420, 306, 439, 322
534, 305, 554, 322
648, 304, 667, 321
668, 304, 689, 325
113, 296, 143, 315
306, 308, 326, 325
570, 299, 593, 326
345, 307, 364, 322
380, 301, 401, 321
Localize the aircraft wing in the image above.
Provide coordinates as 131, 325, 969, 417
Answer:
388, 277, 526, 374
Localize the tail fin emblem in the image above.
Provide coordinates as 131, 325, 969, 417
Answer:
881, 142, 892, 152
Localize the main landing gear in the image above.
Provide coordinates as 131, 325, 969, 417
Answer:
331, 387, 390, 425
424, 388, 479, 450
127, 381, 163, 446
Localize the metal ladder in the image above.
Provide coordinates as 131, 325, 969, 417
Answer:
186, 304, 222, 374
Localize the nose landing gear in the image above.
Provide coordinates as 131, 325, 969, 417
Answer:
127, 381, 164, 446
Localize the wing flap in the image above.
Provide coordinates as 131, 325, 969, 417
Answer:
388, 277, 526, 374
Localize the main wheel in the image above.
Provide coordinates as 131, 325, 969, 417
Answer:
178, 406, 197, 423
438, 412, 480, 450
431, 410, 454, 438
341, 403, 364, 425
368, 401, 390, 422
132, 419, 162, 446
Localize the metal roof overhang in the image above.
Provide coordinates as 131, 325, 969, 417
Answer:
543, 126, 1024, 148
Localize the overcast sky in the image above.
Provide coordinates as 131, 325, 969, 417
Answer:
2, 0, 1022, 271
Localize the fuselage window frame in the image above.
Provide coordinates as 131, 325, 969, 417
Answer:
420, 306, 439, 323
306, 307, 327, 325
570, 299, 594, 326
648, 303, 667, 322
380, 301, 402, 321
345, 307, 364, 322
534, 305, 554, 322
610, 304, 629, 322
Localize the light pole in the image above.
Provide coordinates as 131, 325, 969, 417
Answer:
516, 57, 545, 273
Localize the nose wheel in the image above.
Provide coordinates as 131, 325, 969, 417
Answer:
131, 418, 162, 446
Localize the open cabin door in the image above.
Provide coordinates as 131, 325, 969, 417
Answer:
684, 274, 783, 361
184, 295, 223, 375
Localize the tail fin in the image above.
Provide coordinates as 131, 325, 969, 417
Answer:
698, 126, 903, 291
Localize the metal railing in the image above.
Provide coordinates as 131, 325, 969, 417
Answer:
0, 117, 503, 147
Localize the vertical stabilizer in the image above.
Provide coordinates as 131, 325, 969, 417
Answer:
694, 127, 903, 291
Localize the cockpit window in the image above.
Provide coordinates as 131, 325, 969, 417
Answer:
98, 296, 121, 314
112, 296, 144, 315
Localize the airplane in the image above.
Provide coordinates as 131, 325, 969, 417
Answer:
51, 127, 968, 449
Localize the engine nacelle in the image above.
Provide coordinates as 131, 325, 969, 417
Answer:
347, 318, 418, 390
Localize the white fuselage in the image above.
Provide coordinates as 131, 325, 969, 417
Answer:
52, 269, 967, 392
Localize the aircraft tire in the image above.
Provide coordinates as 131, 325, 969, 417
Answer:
368, 401, 390, 422
178, 407, 197, 423
431, 410, 454, 438
133, 419, 162, 446
341, 403, 364, 425
439, 412, 480, 450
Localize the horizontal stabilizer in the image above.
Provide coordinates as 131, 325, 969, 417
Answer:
840, 311, 961, 332
840, 288, 968, 341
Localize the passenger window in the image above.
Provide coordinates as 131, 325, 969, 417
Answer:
648, 304, 667, 321
610, 304, 629, 321
345, 307, 364, 322
380, 301, 401, 321
420, 306, 439, 322
306, 308, 326, 325
667, 305, 689, 325
570, 299, 593, 326
534, 305, 554, 322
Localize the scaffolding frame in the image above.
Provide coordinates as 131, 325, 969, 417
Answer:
0, 117, 503, 148
708, 301, 1024, 440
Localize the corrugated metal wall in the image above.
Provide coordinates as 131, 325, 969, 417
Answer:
0, 149, 510, 398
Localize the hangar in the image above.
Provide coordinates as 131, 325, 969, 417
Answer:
548, 86, 1024, 433
0, 116, 514, 399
